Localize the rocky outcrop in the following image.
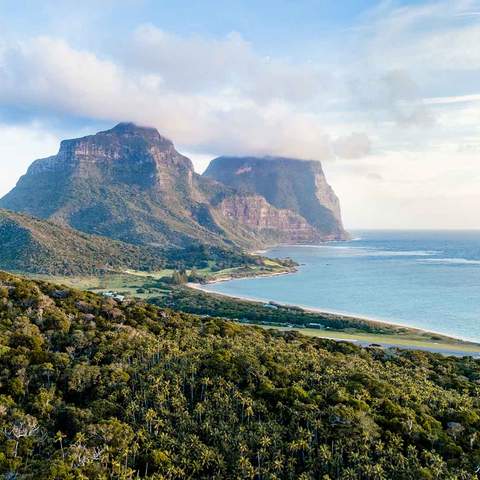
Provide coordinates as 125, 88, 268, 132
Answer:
215, 194, 324, 244
204, 156, 349, 241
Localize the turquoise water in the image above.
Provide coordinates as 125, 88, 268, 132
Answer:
202, 231, 480, 342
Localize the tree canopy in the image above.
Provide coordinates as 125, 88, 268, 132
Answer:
0, 271, 479, 479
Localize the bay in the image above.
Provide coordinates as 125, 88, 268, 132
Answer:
202, 230, 480, 342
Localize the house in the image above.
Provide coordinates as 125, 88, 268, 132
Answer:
102, 291, 125, 302
263, 303, 278, 309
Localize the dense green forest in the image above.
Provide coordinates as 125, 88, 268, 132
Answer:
1, 271, 480, 479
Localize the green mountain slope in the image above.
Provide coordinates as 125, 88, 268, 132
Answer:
0, 271, 479, 478
0, 209, 259, 276
0, 209, 169, 275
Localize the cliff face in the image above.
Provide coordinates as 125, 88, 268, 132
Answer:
215, 194, 324, 244
26, 123, 192, 186
0, 123, 248, 248
0, 124, 348, 249
204, 156, 349, 241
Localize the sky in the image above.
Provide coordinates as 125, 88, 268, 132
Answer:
1, 0, 480, 229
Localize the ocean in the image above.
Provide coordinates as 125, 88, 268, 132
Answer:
201, 231, 480, 342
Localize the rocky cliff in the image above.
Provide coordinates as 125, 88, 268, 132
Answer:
204, 156, 349, 241
213, 194, 325, 244
0, 123, 257, 248
1, 124, 348, 249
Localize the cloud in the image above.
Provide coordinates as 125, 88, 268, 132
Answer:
333, 132, 371, 159
365, 172, 383, 181
362, 0, 480, 75
12, 2, 480, 164
127, 25, 334, 104
341, 1, 480, 135
349, 69, 435, 128
0, 122, 60, 196
0, 37, 131, 118
128, 26, 254, 93
424, 93, 480, 105
0, 34, 369, 161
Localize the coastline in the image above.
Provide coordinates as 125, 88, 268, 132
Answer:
200, 267, 296, 285
186, 282, 447, 337
187, 277, 480, 348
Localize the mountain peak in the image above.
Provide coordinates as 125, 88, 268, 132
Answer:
100, 122, 173, 145
110, 121, 157, 134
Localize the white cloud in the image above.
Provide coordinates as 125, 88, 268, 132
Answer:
0, 123, 60, 196
342, 1, 480, 135
333, 132, 371, 159
0, 34, 368, 162
128, 24, 335, 104
364, 1, 480, 71
424, 93, 480, 105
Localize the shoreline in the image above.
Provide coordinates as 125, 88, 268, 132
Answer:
187, 280, 480, 347
201, 267, 296, 285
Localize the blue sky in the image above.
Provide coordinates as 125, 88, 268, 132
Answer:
3, 1, 375, 49
1, 0, 480, 228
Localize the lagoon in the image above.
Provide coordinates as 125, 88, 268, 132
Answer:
201, 230, 480, 342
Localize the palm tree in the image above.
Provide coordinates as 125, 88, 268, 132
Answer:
55, 431, 66, 459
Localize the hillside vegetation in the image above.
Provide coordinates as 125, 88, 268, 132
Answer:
152, 286, 480, 352
0, 209, 170, 275
1, 271, 480, 479
0, 209, 261, 276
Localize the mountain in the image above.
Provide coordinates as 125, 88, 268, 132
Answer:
0, 270, 478, 478
204, 156, 349, 241
0, 209, 169, 275
0, 123, 348, 248
0, 123, 257, 248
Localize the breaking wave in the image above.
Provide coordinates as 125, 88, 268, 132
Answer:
419, 257, 480, 265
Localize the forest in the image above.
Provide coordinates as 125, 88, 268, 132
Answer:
1, 271, 480, 479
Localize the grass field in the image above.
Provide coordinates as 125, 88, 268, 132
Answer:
29, 271, 169, 299
30, 258, 292, 295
